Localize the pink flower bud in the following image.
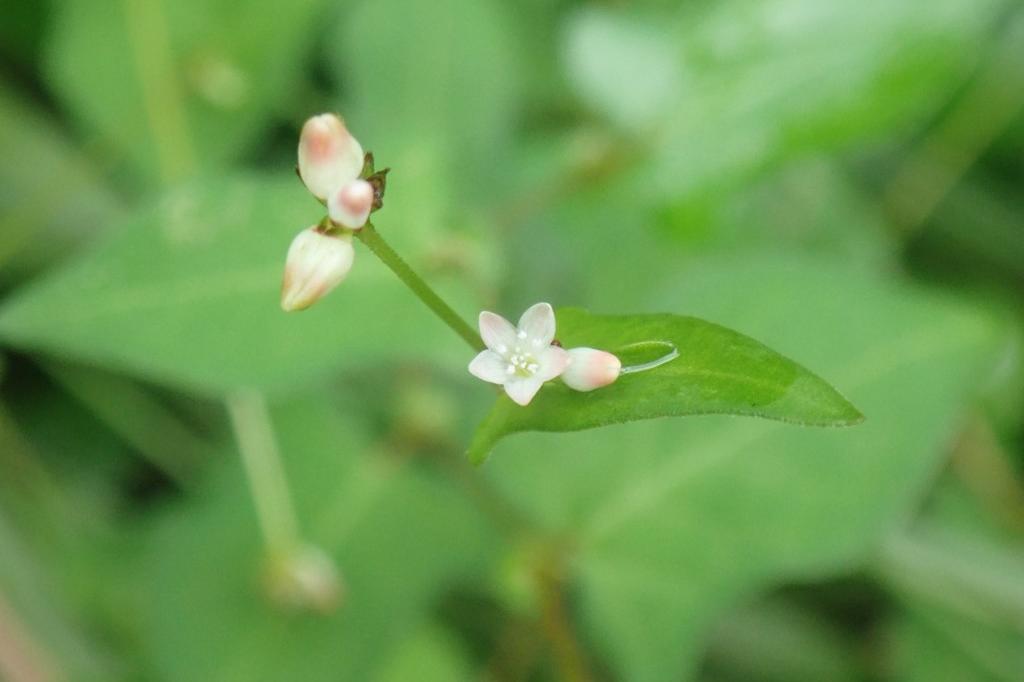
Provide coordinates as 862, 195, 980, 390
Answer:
280, 227, 354, 312
562, 347, 621, 392
297, 114, 364, 201
327, 179, 374, 230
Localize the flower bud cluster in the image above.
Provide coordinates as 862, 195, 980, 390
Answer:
281, 114, 377, 311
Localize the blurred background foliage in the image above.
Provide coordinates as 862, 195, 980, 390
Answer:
0, 0, 1022, 680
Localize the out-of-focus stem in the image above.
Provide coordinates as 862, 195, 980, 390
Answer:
534, 557, 594, 682
884, 10, 1024, 232
123, 0, 195, 184
226, 391, 300, 554
356, 222, 483, 352
0, 594, 57, 682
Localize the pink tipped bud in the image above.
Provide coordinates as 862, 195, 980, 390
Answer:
297, 114, 364, 201
562, 347, 621, 392
327, 179, 374, 230
280, 227, 354, 312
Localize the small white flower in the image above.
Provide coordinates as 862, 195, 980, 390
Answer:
281, 227, 354, 312
297, 113, 365, 202
327, 178, 374, 230
468, 302, 570, 406
562, 347, 621, 392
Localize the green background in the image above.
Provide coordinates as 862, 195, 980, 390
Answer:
0, 0, 1022, 680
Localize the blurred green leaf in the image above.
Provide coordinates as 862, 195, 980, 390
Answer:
564, 7, 683, 132
569, 0, 1003, 200
468, 308, 862, 464
922, 416, 1024, 544
700, 597, 865, 682
885, 7, 1024, 233
503, 165, 676, 312
329, 0, 519, 186
41, 361, 215, 486
0, 0, 46, 67
0, 510, 114, 681
878, 412, 1024, 682
891, 604, 1022, 682
912, 176, 1024, 285
44, 0, 326, 184
146, 396, 492, 681
0, 175, 472, 393
503, 153, 897, 319
881, 527, 1024, 682
325, 0, 518, 308
878, 528, 1024, 641
375, 626, 473, 682
483, 255, 1003, 681
700, 158, 899, 269
0, 82, 121, 280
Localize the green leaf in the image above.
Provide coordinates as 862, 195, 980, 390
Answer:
468, 308, 862, 464
702, 597, 865, 682
146, 396, 493, 681
0, 175, 471, 393
880, 527, 1024, 682
325, 0, 516, 297
375, 627, 473, 682
0, 81, 121, 280
0, 488, 112, 680
0, 0, 45, 67
328, 0, 519, 185
482, 255, 1004, 681
566, 0, 1003, 200
564, 7, 683, 132
890, 605, 1021, 682
44, 0, 326, 184
650, 0, 1002, 198
40, 361, 214, 485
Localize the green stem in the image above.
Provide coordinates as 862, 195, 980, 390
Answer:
356, 222, 484, 351
534, 553, 594, 682
226, 390, 300, 554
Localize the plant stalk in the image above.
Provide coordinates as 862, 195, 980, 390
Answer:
356, 222, 483, 352
535, 557, 594, 682
227, 390, 300, 554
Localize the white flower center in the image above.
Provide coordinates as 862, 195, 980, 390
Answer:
504, 343, 540, 378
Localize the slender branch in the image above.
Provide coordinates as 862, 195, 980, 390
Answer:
416, 442, 592, 680
124, 0, 196, 184
425, 443, 537, 539
485, 615, 544, 681
0, 594, 58, 682
226, 391, 300, 554
884, 11, 1024, 233
950, 415, 1024, 533
356, 222, 483, 352
534, 555, 595, 682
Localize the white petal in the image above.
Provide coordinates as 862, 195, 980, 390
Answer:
479, 311, 518, 353
328, 179, 373, 230
504, 376, 544, 406
468, 350, 508, 385
518, 302, 556, 347
536, 346, 570, 382
297, 114, 365, 200
281, 228, 354, 311
562, 347, 621, 391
